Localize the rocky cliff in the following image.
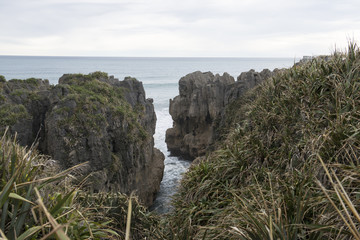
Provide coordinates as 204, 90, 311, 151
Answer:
0, 72, 164, 206
166, 69, 276, 160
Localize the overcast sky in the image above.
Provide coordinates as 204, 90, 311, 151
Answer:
0, 0, 359, 57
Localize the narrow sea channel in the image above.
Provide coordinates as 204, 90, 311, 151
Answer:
0, 55, 296, 213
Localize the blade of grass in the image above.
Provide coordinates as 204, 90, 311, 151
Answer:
8, 192, 34, 205
74, 208, 94, 239
0, 200, 9, 231
317, 155, 360, 239
0, 173, 17, 208
34, 188, 70, 240
125, 193, 133, 240
331, 169, 360, 223
0, 228, 8, 240
16, 162, 89, 189
15, 183, 34, 237
50, 189, 76, 216
17, 226, 42, 240
269, 215, 274, 240
332, 185, 360, 239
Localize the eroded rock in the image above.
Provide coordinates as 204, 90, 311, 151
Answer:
166, 69, 276, 160
0, 72, 164, 206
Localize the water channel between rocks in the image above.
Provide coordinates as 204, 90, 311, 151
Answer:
149, 104, 191, 214
0, 56, 296, 213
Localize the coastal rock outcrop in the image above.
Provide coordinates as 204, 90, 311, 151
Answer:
166, 71, 234, 159
166, 69, 275, 159
0, 72, 164, 206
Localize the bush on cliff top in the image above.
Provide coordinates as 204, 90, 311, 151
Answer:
54, 72, 148, 140
165, 43, 360, 239
0, 104, 29, 126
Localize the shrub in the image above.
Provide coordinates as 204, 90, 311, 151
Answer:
0, 104, 29, 126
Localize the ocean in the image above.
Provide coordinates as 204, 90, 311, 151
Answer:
0, 55, 296, 213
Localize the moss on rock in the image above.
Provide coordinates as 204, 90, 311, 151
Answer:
0, 103, 29, 126
54, 73, 147, 140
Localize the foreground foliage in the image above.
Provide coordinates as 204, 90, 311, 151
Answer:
0, 129, 161, 239
165, 43, 360, 239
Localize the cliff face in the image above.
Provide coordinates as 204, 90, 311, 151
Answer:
166, 71, 234, 159
0, 72, 164, 206
166, 69, 275, 160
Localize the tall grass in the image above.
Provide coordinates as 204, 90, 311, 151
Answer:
165, 43, 360, 239
0, 128, 163, 239
0, 128, 119, 239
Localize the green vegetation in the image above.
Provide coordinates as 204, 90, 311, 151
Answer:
24, 78, 40, 85
28, 92, 41, 101
10, 89, 28, 97
0, 77, 45, 106
90, 71, 109, 79
164, 43, 360, 239
62, 71, 109, 84
7, 88, 42, 103
8, 78, 40, 86
0, 104, 29, 126
0, 130, 160, 239
0, 75, 5, 82
55, 72, 147, 140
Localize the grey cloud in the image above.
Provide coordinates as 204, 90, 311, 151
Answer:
1, 0, 360, 56
0, 1, 135, 37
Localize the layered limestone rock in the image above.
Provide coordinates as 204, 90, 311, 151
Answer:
166, 71, 234, 159
225, 69, 275, 104
0, 72, 164, 206
166, 69, 275, 160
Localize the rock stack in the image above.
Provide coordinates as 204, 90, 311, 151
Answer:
0, 72, 164, 206
166, 69, 276, 160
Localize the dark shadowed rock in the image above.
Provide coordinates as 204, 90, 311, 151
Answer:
166, 69, 276, 160
0, 72, 164, 207
0, 78, 51, 148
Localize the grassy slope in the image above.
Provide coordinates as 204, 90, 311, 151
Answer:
164, 44, 360, 239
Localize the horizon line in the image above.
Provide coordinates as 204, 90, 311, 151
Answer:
0, 54, 300, 59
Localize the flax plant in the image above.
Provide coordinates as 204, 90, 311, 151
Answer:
0, 129, 120, 239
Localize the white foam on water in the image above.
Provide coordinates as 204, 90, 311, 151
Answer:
150, 107, 191, 213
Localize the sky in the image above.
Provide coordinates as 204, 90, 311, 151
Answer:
0, 0, 359, 57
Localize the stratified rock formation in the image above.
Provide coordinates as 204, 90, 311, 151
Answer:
166, 69, 275, 160
165, 71, 234, 159
0, 72, 164, 206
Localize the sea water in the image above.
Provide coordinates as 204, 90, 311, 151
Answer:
0, 56, 296, 213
